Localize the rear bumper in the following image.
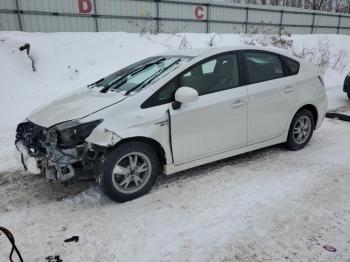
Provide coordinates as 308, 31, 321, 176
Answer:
315, 94, 328, 130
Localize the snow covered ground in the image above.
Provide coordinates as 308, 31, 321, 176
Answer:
1, 32, 350, 261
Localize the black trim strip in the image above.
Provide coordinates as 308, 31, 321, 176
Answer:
326, 112, 350, 122
166, 109, 175, 163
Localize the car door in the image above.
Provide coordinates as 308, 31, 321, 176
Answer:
243, 51, 298, 145
169, 53, 248, 165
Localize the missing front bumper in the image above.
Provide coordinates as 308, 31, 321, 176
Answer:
16, 140, 82, 182
15, 121, 107, 183
16, 140, 106, 184
16, 141, 41, 174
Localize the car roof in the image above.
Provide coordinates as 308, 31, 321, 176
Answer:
161, 45, 299, 61
161, 48, 212, 57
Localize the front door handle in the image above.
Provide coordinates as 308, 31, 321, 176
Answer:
232, 99, 245, 108
285, 86, 295, 93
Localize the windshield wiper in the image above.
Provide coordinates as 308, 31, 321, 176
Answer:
100, 57, 166, 93
100, 76, 125, 93
87, 77, 105, 88
130, 57, 166, 77
125, 58, 181, 96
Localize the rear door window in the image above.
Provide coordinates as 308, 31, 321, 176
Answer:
244, 51, 285, 84
282, 56, 300, 76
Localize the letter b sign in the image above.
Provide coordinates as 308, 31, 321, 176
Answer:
78, 0, 93, 13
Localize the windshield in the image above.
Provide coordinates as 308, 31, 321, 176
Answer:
89, 56, 191, 95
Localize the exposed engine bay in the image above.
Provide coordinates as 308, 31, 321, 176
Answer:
15, 120, 106, 184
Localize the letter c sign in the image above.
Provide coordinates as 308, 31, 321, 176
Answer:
194, 6, 204, 20
78, 0, 93, 13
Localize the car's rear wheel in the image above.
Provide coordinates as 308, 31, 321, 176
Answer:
100, 141, 160, 202
285, 109, 315, 151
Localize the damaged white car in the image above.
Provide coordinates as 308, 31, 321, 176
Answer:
16, 46, 327, 202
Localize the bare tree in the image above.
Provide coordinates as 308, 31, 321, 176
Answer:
270, 0, 281, 6
304, 0, 326, 10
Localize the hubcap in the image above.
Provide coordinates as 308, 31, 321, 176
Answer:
293, 116, 311, 144
112, 152, 152, 194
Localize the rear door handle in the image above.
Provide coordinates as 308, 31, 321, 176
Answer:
232, 99, 245, 108
285, 86, 295, 93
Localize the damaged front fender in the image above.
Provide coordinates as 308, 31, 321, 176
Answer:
85, 126, 122, 147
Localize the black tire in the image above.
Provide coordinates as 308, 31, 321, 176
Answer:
347, 93, 350, 100
285, 109, 315, 151
100, 141, 160, 202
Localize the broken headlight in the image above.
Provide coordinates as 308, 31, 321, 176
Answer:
56, 119, 103, 148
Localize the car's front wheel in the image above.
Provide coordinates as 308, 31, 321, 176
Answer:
100, 141, 160, 202
285, 109, 315, 151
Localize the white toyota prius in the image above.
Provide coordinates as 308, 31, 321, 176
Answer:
16, 46, 328, 202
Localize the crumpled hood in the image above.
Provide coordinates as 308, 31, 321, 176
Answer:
28, 88, 126, 128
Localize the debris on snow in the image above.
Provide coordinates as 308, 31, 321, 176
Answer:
19, 43, 36, 72
323, 245, 337, 252
64, 236, 79, 243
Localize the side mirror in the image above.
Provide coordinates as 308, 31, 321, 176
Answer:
175, 87, 199, 103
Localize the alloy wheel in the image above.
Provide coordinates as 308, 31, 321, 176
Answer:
112, 152, 152, 194
293, 116, 312, 144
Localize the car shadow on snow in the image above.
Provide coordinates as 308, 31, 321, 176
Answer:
0, 170, 95, 211
0, 144, 286, 209
154, 144, 286, 190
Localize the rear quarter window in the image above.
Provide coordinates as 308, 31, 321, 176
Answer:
282, 56, 300, 76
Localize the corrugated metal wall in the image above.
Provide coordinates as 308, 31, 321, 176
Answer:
1, 0, 350, 34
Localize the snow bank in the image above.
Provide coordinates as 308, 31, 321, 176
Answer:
0, 32, 349, 172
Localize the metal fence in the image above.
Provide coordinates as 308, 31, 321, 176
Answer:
1, 0, 350, 34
